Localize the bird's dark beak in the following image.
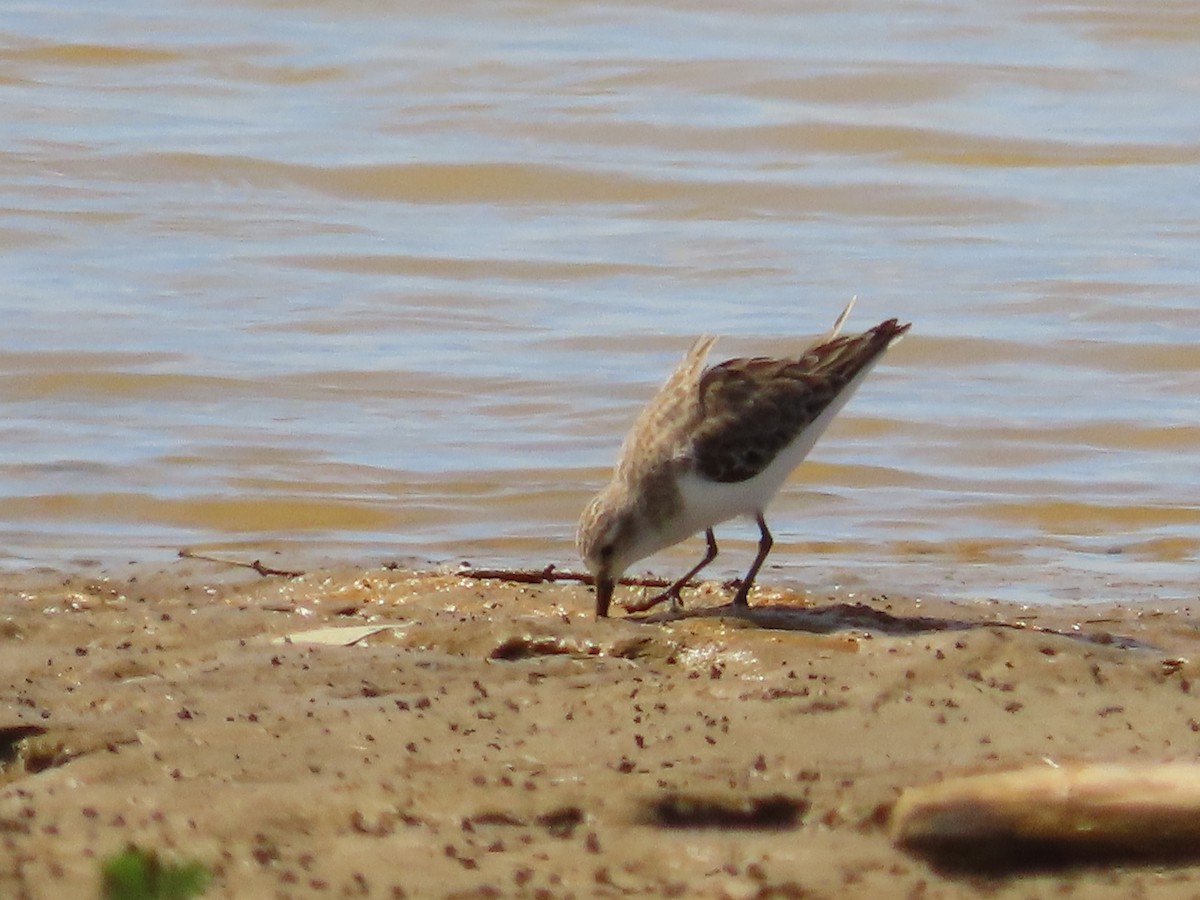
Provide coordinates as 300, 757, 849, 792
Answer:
594, 575, 614, 619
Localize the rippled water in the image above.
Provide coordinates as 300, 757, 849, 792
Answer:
2, 0, 1198, 603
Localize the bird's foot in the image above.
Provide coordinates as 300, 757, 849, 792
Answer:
727, 579, 752, 608
623, 588, 684, 614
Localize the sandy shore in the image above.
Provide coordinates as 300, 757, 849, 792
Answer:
3, 559, 1200, 898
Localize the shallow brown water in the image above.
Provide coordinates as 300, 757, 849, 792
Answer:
1, 0, 1198, 603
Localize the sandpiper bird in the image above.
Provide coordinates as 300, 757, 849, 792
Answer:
577, 301, 910, 618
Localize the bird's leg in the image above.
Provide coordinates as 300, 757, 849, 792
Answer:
623, 529, 718, 613
730, 513, 773, 607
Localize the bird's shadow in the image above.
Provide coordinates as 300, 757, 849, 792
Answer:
625, 599, 1152, 651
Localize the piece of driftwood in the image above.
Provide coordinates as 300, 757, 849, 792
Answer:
272, 625, 408, 647
892, 762, 1200, 870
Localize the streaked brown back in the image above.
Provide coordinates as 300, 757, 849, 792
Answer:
692, 319, 910, 483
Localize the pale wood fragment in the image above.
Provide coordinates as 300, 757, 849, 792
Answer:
892, 763, 1200, 869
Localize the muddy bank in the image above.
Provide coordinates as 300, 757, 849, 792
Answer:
3, 561, 1200, 898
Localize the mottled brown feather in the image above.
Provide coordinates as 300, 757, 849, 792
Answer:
693, 319, 910, 483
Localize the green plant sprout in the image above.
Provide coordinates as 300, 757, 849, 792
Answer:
101, 845, 210, 900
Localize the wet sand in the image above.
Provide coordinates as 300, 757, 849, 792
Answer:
3, 560, 1200, 898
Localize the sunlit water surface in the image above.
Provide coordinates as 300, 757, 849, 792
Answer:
2, 0, 1198, 604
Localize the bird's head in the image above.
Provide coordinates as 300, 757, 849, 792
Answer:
576, 483, 648, 618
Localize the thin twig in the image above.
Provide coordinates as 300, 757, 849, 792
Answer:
178, 549, 306, 578
451, 564, 677, 590
176, 552, 690, 592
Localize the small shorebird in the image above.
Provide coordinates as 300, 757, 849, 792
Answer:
577, 301, 910, 618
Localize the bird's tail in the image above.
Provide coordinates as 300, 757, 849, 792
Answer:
825, 296, 856, 340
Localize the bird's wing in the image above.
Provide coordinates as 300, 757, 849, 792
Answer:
613, 335, 717, 480
692, 318, 910, 484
